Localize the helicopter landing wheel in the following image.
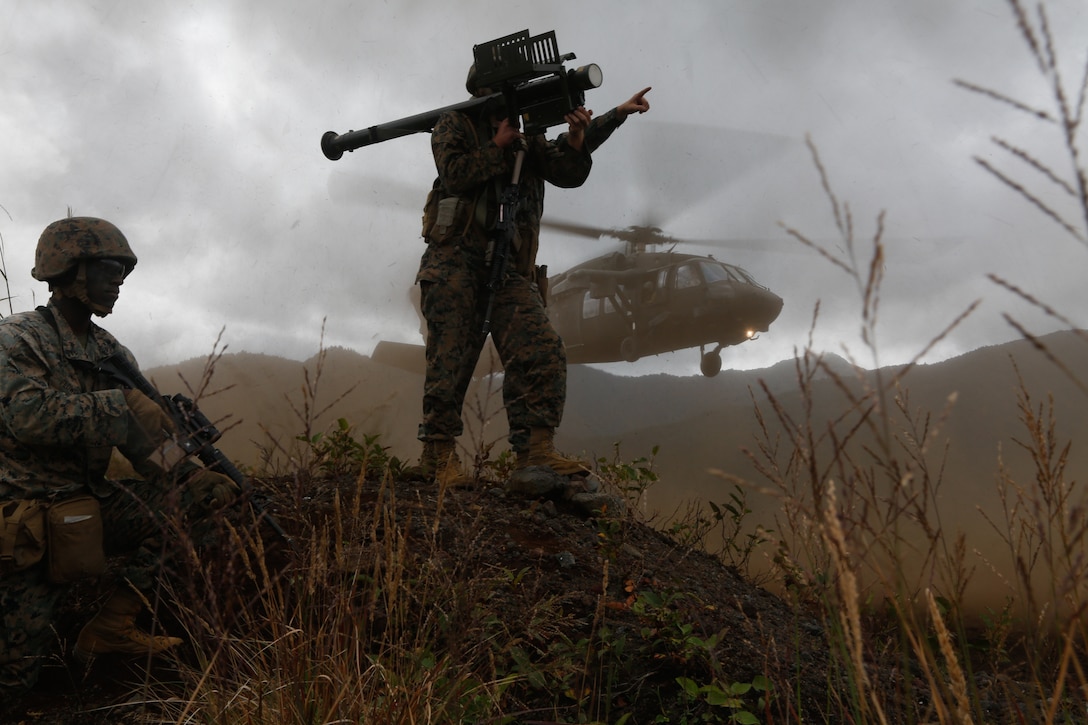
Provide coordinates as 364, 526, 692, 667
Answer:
700, 350, 723, 378
620, 336, 640, 363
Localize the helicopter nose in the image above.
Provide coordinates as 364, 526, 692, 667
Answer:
743, 286, 784, 330
762, 288, 784, 319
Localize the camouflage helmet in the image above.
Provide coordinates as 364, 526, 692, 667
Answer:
32, 217, 137, 281
465, 63, 497, 99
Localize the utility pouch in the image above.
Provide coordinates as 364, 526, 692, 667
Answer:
429, 197, 468, 243
0, 499, 46, 576
45, 496, 106, 584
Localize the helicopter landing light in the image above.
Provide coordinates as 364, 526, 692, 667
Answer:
745, 329, 756, 339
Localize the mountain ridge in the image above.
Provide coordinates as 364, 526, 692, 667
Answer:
145, 330, 1087, 512
141, 328, 1086, 615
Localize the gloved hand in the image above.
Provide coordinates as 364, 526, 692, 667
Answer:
121, 389, 174, 462
185, 468, 240, 509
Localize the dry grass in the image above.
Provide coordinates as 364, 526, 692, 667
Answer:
131, 477, 535, 723
727, 4, 1088, 719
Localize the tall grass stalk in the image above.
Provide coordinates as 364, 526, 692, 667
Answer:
739, 2, 1088, 718
748, 128, 1005, 721
258, 318, 359, 479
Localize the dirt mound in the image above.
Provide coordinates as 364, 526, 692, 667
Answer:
2, 469, 885, 723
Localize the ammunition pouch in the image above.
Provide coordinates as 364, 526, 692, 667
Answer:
1, 495, 107, 582
0, 499, 46, 576
422, 190, 473, 244
45, 496, 106, 584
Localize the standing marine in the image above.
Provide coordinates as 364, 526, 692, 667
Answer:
414, 64, 651, 485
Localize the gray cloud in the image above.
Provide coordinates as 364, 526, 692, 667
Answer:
0, 0, 1084, 376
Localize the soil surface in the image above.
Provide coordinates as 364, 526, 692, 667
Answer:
2, 470, 929, 724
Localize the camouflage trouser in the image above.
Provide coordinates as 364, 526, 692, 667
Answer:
418, 258, 566, 453
0, 472, 209, 692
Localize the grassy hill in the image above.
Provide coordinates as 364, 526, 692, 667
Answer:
4, 330, 1085, 723
151, 330, 1087, 557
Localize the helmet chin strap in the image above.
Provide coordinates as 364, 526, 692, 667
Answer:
56, 262, 114, 317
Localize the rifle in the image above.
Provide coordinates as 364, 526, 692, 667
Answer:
96, 353, 296, 551
482, 147, 526, 334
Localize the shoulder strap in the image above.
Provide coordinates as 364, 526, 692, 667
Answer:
35, 305, 99, 373
35, 305, 58, 334
443, 113, 485, 238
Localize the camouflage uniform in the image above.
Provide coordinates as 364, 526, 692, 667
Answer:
416, 107, 627, 453
0, 299, 204, 691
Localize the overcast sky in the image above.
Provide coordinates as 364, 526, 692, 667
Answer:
2, 0, 1085, 376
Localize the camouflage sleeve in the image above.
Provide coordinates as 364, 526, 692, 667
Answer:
0, 323, 128, 448
431, 111, 509, 195
530, 131, 593, 190
555, 107, 627, 155
584, 107, 627, 154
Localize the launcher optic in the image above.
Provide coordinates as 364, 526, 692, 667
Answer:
321, 30, 602, 160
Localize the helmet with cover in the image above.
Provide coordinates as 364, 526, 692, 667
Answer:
33, 217, 137, 317
32, 217, 137, 282
465, 63, 498, 98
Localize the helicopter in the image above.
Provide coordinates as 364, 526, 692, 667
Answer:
370, 221, 783, 378
539, 220, 783, 377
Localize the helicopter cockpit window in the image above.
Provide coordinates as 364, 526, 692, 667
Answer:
640, 279, 656, 303
582, 292, 600, 319
700, 261, 756, 284
602, 297, 618, 315
700, 262, 732, 284
727, 264, 757, 284
675, 263, 701, 289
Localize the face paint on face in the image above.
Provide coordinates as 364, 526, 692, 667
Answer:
83, 258, 131, 315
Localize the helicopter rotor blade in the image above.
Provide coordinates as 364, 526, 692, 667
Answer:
540, 219, 611, 239
670, 236, 791, 252
542, 217, 794, 254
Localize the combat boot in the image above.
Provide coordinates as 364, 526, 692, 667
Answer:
73, 588, 183, 662
401, 440, 439, 482
519, 428, 589, 476
433, 440, 474, 488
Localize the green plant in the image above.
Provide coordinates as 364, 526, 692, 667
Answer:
661, 502, 717, 551
298, 417, 402, 480
674, 675, 773, 724
596, 443, 660, 509
707, 485, 774, 578
630, 589, 723, 674
481, 447, 518, 482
